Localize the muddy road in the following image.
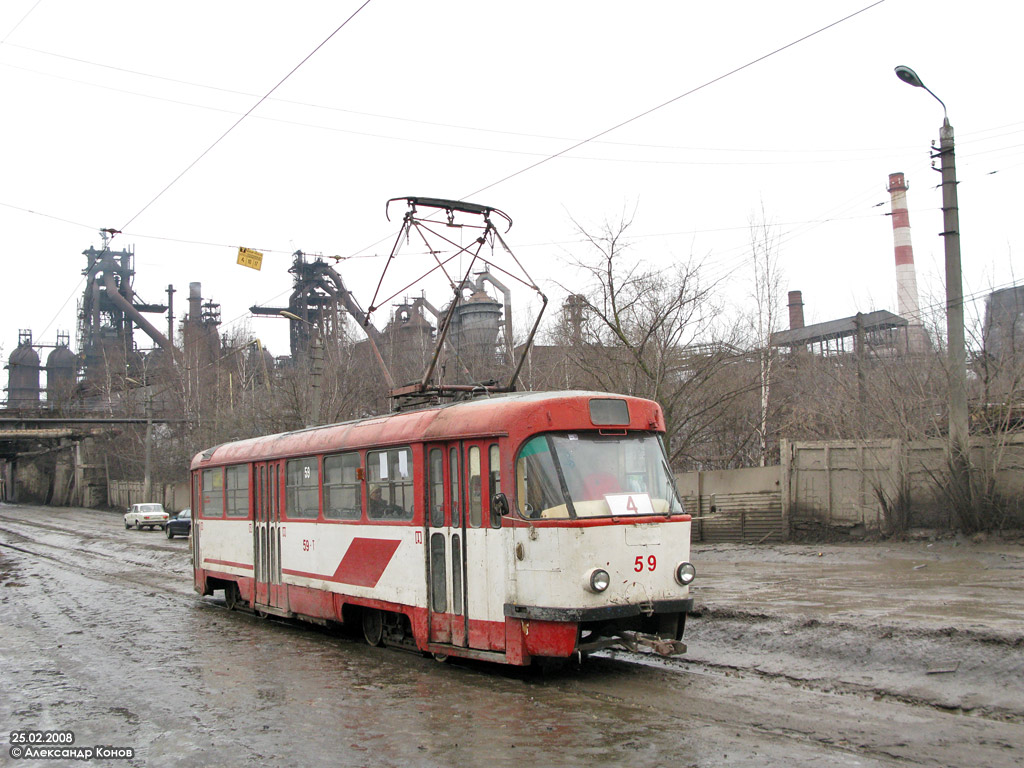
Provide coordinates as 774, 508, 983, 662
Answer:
1, 503, 1022, 768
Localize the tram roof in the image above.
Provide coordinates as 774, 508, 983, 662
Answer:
191, 390, 663, 468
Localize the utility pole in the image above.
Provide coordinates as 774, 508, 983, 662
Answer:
167, 284, 176, 346
855, 312, 867, 432
895, 66, 973, 521
281, 311, 324, 428
936, 117, 973, 514
309, 327, 323, 428
143, 392, 153, 502
936, 121, 968, 445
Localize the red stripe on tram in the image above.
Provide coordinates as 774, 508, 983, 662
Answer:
283, 537, 401, 588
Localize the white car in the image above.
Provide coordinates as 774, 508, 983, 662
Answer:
124, 503, 169, 530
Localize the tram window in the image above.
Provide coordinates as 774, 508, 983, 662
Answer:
323, 453, 362, 520
449, 447, 460, 527
428, 448, 444, 527
468, 446, 482, 528
489, 444, 502, 528
515, 436, 564, 519
366, 447, 413, 521
429, 532, 447, 612
286, 457, 320, 519
451, 534, 463, 614
202, 468, 224, 518
515, 432, 683, 519
225, 465, 250, 518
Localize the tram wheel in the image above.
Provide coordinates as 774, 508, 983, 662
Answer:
224, 583, 240, 611
432, 652, 449, 663
362, 609, 384, 647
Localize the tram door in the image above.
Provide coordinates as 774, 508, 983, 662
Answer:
426, 444, 467, 646
254, 462, 284, 609
426, 440, 504, 651
462, 440, 504, 652
191, 472, 201, 575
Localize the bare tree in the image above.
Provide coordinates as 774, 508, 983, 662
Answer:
552, 210, 753, 469
748, 204, 783, 466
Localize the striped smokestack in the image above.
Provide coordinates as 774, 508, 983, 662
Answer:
887, 172, 926, 352
887, 172, 922, 324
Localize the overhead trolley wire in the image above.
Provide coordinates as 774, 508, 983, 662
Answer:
460, 0, 888, 201
118, 0, 375, 233
346, 0, 889, 262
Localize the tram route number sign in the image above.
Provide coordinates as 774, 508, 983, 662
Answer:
237, 246, 264, 271
604, 493, 655, 516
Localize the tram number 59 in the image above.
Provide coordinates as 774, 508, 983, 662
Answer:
633, 555, 657, 572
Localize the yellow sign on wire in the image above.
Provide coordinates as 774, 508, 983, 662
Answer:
237, 246, 264, 271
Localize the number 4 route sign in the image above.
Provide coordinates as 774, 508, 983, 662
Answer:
237, 246, 264, 271
605, 493, 655, 516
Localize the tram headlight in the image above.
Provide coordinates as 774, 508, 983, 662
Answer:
585, 568, 610, 593
674, 561, 697, 586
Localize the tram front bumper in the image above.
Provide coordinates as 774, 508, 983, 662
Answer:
504, 597, 693, 623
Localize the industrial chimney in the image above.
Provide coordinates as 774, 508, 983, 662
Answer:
788, 290, 805, 330
887, 172, 926, 352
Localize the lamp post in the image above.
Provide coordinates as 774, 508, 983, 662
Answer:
894, 65, 972, 514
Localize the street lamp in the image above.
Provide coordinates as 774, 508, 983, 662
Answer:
894, 65, 971, 512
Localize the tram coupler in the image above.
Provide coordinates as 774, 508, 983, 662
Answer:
578, 632, 687, 657
625, 631, 687, 657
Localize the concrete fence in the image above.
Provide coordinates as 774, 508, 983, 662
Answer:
675, 433, 1024, 541
782, 432, 1024, 535
675, 465, 785, 543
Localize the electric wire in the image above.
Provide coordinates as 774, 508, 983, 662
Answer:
0, 199, 97, 231
3, 57, 951, 168
0, 0, 42, 45
4, 1, 1020, 353
35, 276, 86, 344
118, 0, 375, 233
7, 36, 1024, 164
5, 37, 981, 156
344, 0, 890, 261
460, 0, 888, 201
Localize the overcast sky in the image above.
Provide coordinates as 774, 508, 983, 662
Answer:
0, 0, 1020, 367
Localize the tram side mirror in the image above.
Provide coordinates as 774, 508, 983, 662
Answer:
491, 493, 509, 527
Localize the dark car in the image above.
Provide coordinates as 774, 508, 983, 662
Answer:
165, 508, 192, 539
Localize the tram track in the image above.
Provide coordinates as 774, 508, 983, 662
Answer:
4, 504, 1024, 767
0, 517, 195, 601
620, 649, 1024, 725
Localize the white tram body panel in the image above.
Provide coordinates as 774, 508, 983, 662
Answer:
509, 520, 693, 611
275, 522, 426, 606
196, 520, 253, 576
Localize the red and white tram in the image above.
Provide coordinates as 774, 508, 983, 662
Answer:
190, 390, 695, 665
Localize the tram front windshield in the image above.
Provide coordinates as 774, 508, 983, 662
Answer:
516, 432, 683, 519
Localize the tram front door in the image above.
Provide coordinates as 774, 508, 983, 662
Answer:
254, 461, 285, 611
